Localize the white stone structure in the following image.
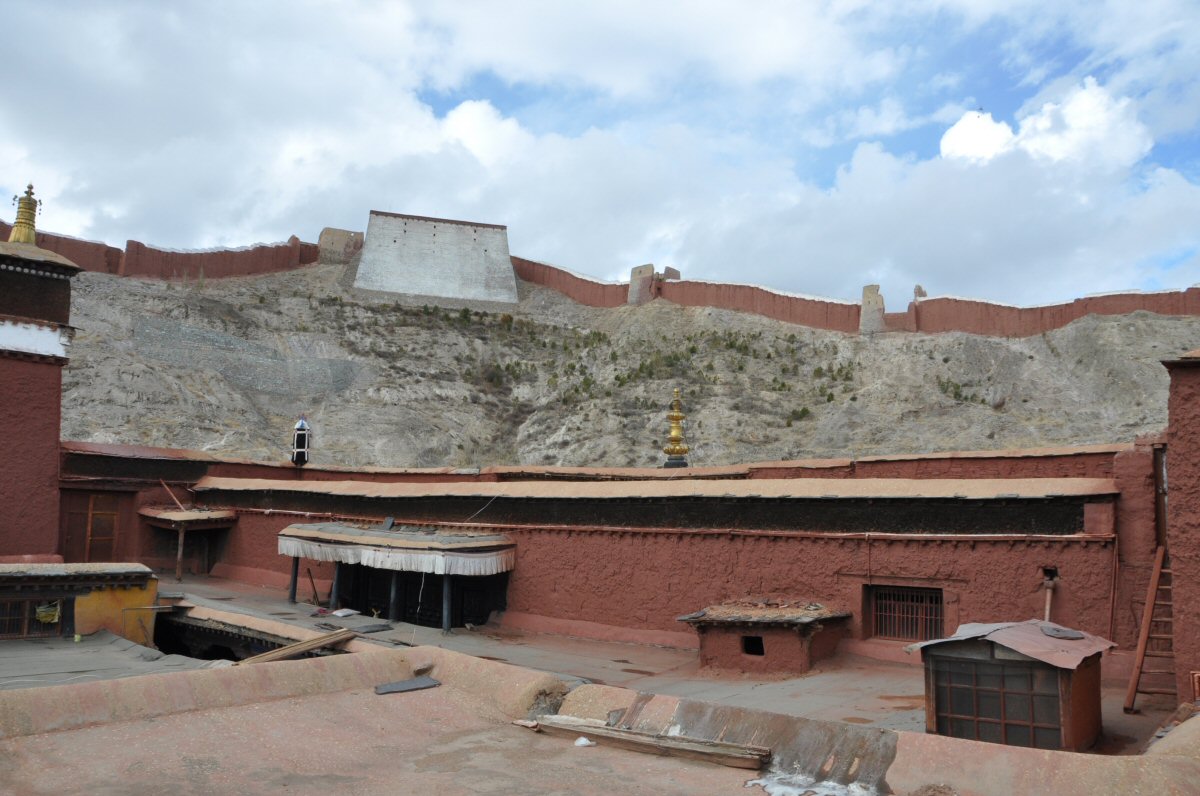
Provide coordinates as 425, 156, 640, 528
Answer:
353, 212, 519, 305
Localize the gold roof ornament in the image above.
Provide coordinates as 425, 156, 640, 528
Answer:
8, 184, 40, 244
662, 387, 690, 468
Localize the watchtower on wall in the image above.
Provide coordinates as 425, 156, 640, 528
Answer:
352, 211, 519, 306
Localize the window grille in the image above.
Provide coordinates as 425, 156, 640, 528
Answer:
869, 585, 943, 641
0, 600, 63, 640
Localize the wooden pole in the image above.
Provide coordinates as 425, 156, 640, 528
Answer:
441, 574, 452, 634
175, 528, 186, 582
330, 562, 342, 610
287, 556, 299, 604
388, 571, 400, 622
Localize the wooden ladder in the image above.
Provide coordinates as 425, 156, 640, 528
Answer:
1124, 545, 1176, 713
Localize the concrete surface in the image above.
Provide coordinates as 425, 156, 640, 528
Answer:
0, 631, 214, 690
0, 673, 750, 795
173, 576, 1172, 753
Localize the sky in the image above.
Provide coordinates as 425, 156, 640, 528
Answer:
2, 1, 1199, 307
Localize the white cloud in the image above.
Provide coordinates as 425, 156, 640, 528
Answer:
940, 112, 1015, 162
0, 1, 1198, 311
941, 78, 1152, 171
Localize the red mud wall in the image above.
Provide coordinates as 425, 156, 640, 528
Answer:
0, 221, 122, 274
512, 253, 1200, 337
658, 281, 861, 333
0, 358, 62, 555
501, 528, 1116, 646
121, 236, 319, 279
511, 257, 627, 307
895, 290, 1200, 337
0, 221, 319, 279
1166, 360, 1200, 700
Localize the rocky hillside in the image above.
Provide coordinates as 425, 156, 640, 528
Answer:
62, 261, 1200, 469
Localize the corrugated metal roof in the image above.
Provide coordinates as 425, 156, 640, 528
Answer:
194, 476, 1117, 501
909, 620, 1114, 669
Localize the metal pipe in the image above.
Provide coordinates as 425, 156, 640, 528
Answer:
1108, 530, 1120, 641
1043, 578, 1056, 622
441, 574, 452, 635
287, 556, 299, 604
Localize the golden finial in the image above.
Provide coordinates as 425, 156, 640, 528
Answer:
8, 184, 40, 244
662, 387, 689, 468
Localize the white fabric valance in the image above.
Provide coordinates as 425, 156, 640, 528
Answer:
278, 535, 514, 577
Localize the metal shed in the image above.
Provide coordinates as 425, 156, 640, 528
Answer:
910, 619, 1114, 751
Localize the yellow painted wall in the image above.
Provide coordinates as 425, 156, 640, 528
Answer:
74, 578, 159, 646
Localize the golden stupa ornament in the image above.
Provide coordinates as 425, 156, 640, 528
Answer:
662, 388, 690, 468
8, 184, 40, 244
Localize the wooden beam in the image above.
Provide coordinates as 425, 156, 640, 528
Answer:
529, 717, 770, 770
234, 628, 356, 666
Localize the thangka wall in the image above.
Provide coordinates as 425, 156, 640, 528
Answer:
0, 221, 318, 279
354, 212, 519, 305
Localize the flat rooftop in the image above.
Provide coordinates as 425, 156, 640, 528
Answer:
165, 576, 1170, 749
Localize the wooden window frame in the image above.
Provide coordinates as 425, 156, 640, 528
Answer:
931, 655, 1062, 749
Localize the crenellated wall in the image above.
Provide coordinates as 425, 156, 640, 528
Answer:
7, 218, 1198, 336
513, 256, 1200, 338
0, 221, 318, 279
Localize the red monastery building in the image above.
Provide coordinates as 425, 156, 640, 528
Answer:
4, 191, 1200, 790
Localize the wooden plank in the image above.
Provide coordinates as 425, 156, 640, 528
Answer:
234, 629, 356, 666
531, 717, 771, 770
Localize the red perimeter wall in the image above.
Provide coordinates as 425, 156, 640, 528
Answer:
1, 358, 62, 555
512, 256, 1200, 338
0, 221, 318, 280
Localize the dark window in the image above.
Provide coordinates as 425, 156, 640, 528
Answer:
0, 599, 65, 639
932, 656, 1061, 749
742, 635, 765, 656
868, 585, 944, 641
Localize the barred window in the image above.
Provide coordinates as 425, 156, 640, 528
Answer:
0, 599, 64, 640
868, 585, 943, 641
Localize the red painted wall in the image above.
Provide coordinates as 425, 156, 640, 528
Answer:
895, 290, 1200, 337
1165, 360, 1200, 700
0, 221, 122, 274
0, 221, 318, 279
512, 254, 1200, 338
510, 257, 627, 307
696, 623, 846, 675
658, 281, 861, 333
0, 357, 63, 555
496, 528, 1115, 644
120, 236, 319, 280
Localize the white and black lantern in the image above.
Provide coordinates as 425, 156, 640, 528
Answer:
291, 416, 311, 466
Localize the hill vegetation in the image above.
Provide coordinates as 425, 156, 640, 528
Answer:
63, 261, 1200, 468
